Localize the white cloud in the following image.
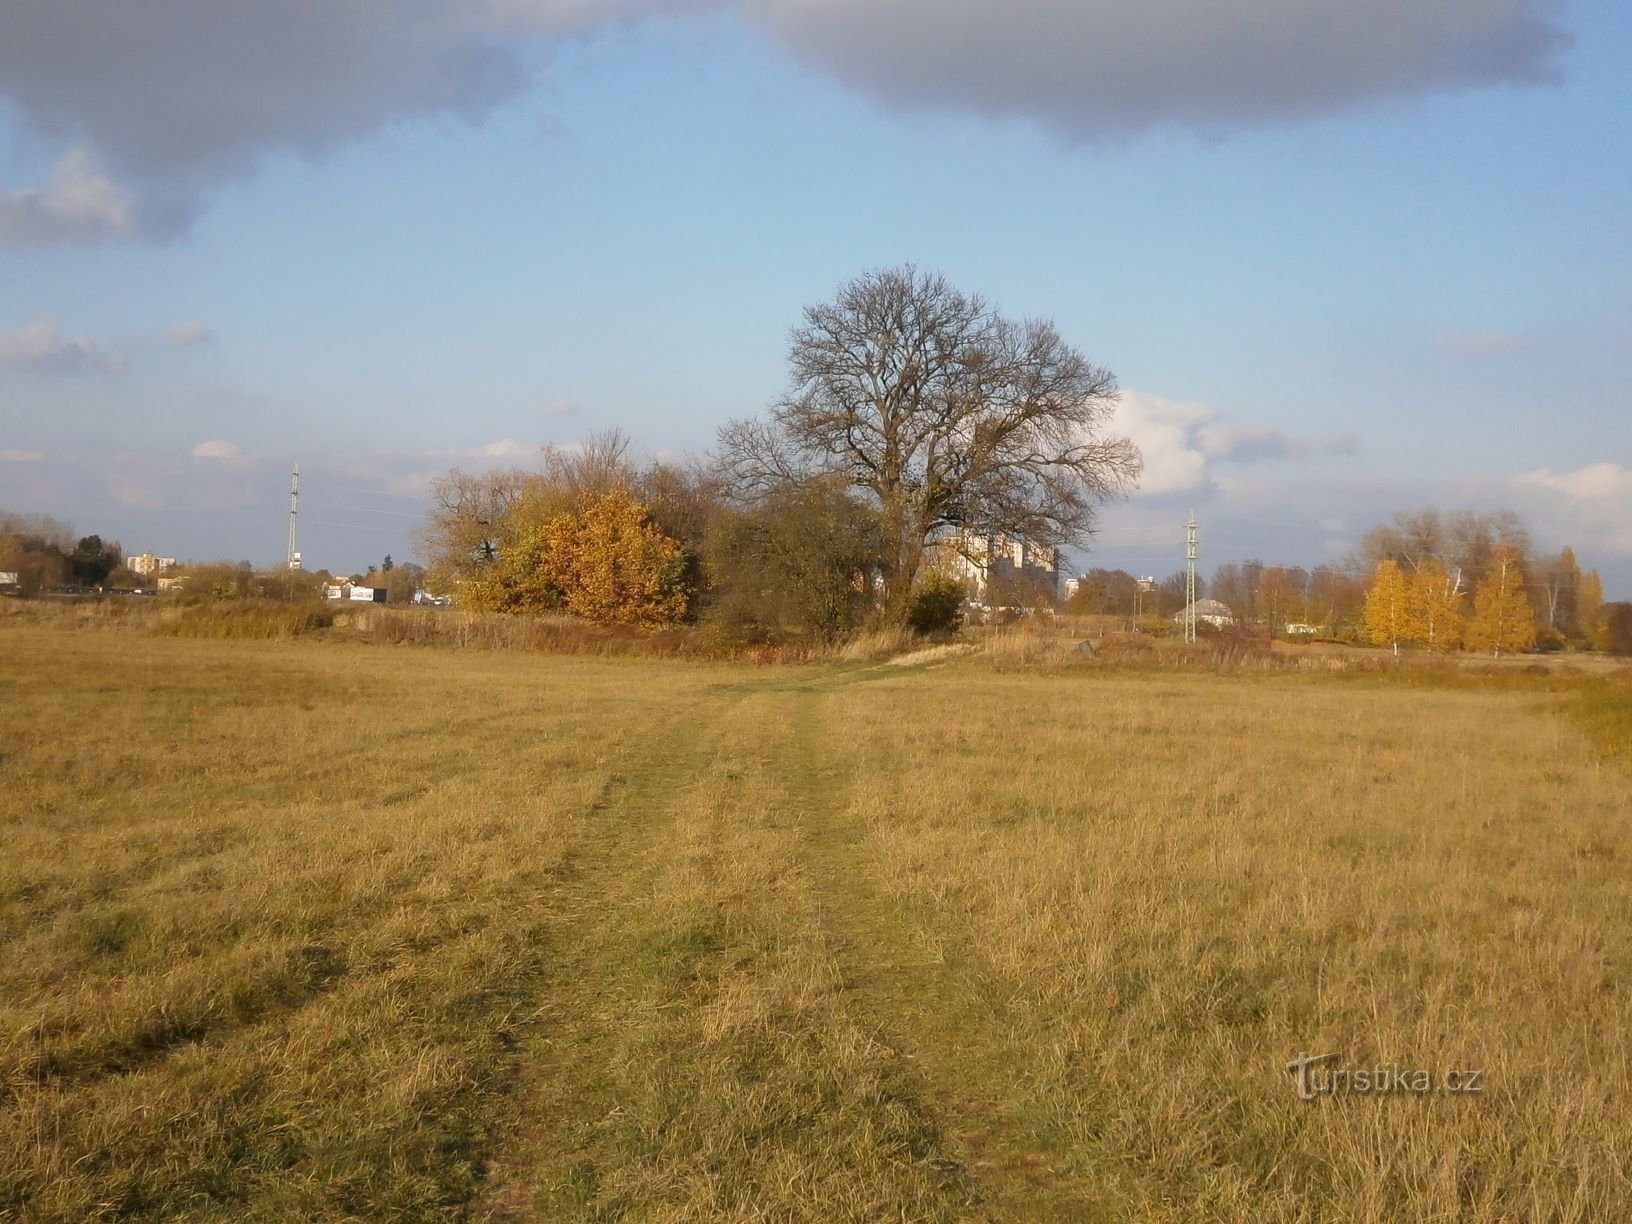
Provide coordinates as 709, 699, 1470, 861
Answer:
0, 319, 127, 374
0, 449, 45, 462
1111, 390, 1351, 499
1110, 390, 1213, 496
168, 321, 218, 347
478, 439, 531, 458
0, 147, 132, 246
190, 439, 242, 460
1514, 462, 1632, 555
1516, 462, 1632, 502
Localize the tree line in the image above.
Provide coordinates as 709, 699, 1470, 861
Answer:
0, 514, 128, 593
1057, 507, 1626, 656
420, 265, 1141, 644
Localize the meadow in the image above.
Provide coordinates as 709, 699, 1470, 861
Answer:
2, 622, 1630, 1221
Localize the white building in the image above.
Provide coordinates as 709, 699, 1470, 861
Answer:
127, 552, 177, 577
935, 531, 1059, 604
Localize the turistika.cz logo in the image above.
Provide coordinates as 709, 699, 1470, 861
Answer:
1285, 1052, 1484, 1101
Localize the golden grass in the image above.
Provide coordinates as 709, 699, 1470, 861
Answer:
3, 624, 1630, 1220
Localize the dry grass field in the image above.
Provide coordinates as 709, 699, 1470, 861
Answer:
3, 624, 1630, 1222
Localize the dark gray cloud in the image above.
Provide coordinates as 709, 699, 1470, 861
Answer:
0, 2, 538, 178
0, 1, 1570, 242
749, 0, 1568, 138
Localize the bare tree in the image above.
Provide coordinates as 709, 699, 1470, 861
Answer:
718, 265, 1140, 619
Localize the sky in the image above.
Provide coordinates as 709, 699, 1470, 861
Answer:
2, 0, 1628, 592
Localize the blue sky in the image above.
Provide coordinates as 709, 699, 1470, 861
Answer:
2, 1, 1628, 590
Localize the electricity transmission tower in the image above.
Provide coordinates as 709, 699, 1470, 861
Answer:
1184, 512, 1198, 643
287, 463, 302, 571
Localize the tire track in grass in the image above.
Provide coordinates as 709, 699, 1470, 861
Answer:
475, 682, 972, 1222
776, 678, 1116, 1223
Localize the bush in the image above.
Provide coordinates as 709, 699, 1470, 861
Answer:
906, 572, 965, 636
1533, 628, 1566, 653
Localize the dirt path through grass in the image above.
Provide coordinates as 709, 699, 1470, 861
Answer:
475, 676, 973, 1222
480, 664, 1120, 1221
775, 677, 1113, 1223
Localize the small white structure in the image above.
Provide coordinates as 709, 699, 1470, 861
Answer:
1173, 598, 1235, 629
323, 581, 386, 603
1284, 622, 1322, 636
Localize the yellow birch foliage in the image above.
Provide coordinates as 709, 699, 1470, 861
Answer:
1465, 542, 1536, 657
1363, 560, 1419, 653
1410, 559, 1464, 653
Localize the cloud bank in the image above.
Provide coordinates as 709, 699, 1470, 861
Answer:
0, 1, 1569, 241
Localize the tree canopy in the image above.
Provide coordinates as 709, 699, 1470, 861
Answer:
718, 265, 1140, 620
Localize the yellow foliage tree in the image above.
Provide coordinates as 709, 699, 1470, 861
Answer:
1363, 560, 1419, 654
462, 488, 691, 628
1410, 559, 1464, 653
1465, 542, 1536, 657
1579, 569, 1604, 642
536, 488, 691, 629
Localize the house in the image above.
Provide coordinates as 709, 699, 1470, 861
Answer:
1174, 598, 1236, 628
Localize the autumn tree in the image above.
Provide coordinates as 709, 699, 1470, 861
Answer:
420, 431, 642, 593
1464, 542, 1536, 657
718, 265, 1140, 623
1410, 559, 1464, 653
1256, 565, 1304, 636
0, 512, 74, 594
1529, 545, 1586, 641
540, 488, 690, 628
1306, 567, 1365, 637
703, 475, 883, 643
1064, 568, 1140, 616
1598, 603, 1632, 656
1358, 507, 1531, 595
465, 487, 689, 628
1578, 569, 1605, 643
1363, 560, 1418, 654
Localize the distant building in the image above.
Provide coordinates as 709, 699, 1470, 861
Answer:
1174, 598, 1236, 629
323, 581, 386, 603
0, 571, 19, 591
935, 531, 1059, 604
1284, 622, 1323, 636
127, 552, 177, 577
